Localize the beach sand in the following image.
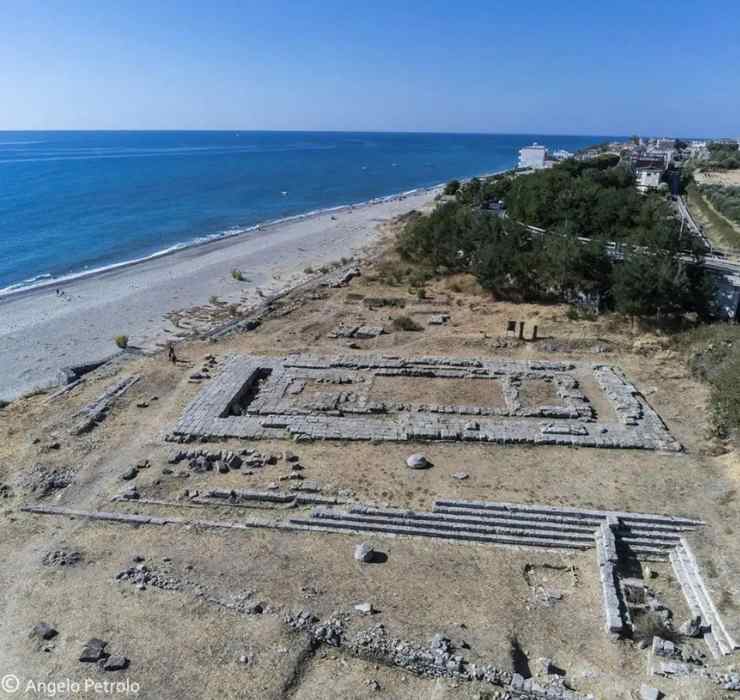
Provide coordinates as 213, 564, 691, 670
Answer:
0, 188, 439, 401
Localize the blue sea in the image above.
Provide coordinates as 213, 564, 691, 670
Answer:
0, 131, 613, 292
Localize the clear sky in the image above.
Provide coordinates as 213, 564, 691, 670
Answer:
1, 0, 738, 136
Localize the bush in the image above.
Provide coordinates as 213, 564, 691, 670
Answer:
303, 266, 314, 274
209, 295, 220, 305
392, 315, 423, 331
231, 268, 245, 281
443, 179, 461, 195
416, 287, 427, 300
114, 335, 128, 349
677, 324, 740, 441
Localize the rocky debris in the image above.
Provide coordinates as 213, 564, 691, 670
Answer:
283, 450, 299, 463
0, 483, 13, 498
168, 448, 260, 472
135, 459, 151, 469
116, 563, 182, 591
354, 602, 375, 615
678, 615, 703, 638
329, 267, 361, 288
121, 466, 138, 481
117, 486, 140, 501
70, 375, 140, 435
103, 655, 129, 671
238, 654, 249, 665
354, 542, 376, 563
639, 684, 662, 700
80, 638, 108, 662
428, 314, 449, 325
651, 637, 677, 659
451, 472, 469, 480
329, 325, 384, 339
31, 622, 58, 641
23, 464, 75, 497
430, 633, 452, 653
365, 679, 381, 691
42, 549, 82, 567
406, 453, 430, 469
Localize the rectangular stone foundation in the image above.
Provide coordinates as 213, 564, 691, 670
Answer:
172, 353, 681, 451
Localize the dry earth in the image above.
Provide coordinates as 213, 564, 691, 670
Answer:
0, 222, 739, 700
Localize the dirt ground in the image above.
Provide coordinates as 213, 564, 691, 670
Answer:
1, 223, 739, 699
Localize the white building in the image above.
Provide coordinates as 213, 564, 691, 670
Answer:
636, 168, 663, 192
518, 143, 548, 170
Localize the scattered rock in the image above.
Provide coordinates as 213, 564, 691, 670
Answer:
103, 655, 129, 671
639, 684, 662, 700
32, 623, 58, 641
119, 486, 140, 501
366, 679, 381, 691
430, 633, 452, 653
283, 450, 299, 463
679, 615, 703, 638
239, 654, 249, 665
451, 472, 469, 480
80, 638, 108, 662
354, 542, 375, 563
406, 453, 431, 469
42, 549, 82, 567
354, 602, 375, 615
121, 466, 138, 481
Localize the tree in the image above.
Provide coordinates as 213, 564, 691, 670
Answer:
443, 180, 461, 196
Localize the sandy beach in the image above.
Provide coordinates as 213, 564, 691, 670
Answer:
0, 187, 439, 401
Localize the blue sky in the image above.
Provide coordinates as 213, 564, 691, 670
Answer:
1, 0, 738, 136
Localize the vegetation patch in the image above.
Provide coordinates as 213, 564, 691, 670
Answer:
392, 315, 423, 332
397, 158, 714, 320
675, 324, 740, 442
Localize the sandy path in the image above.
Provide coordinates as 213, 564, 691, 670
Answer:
0, 188, 438, 401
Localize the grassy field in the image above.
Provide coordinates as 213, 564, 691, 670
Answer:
686, 183, 740, 249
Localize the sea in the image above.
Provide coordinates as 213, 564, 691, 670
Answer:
0, 131, 614, 293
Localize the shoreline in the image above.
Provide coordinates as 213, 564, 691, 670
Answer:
0, 184, 442, 301
0, 185, 444, 402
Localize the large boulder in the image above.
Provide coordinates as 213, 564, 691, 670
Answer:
406, 453, 431, 469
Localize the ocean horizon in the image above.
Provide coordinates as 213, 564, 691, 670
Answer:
0, 130, 615, 293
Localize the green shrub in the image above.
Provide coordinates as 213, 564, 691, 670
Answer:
231, 268, 245, 281
209, 295, 220, 305
114, 335, 128, 349
303, 266, 314, 274
443, 179, 461, 195
392, 315, 423, 332
416, 287, 427, 300
676, 324, 740, 442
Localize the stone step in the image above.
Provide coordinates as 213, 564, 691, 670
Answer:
433, 506, 689, 543
619, 535, 681, 549
288, 515, 592, 551
670, 548, 723, 658
670, 541, 737, 657
433, 500, 704, 531
315, 509, 596, 544
347, 505, 597, 535
433, 499, 704, 530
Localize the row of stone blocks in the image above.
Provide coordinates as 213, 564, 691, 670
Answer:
670, 539, 739, 657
